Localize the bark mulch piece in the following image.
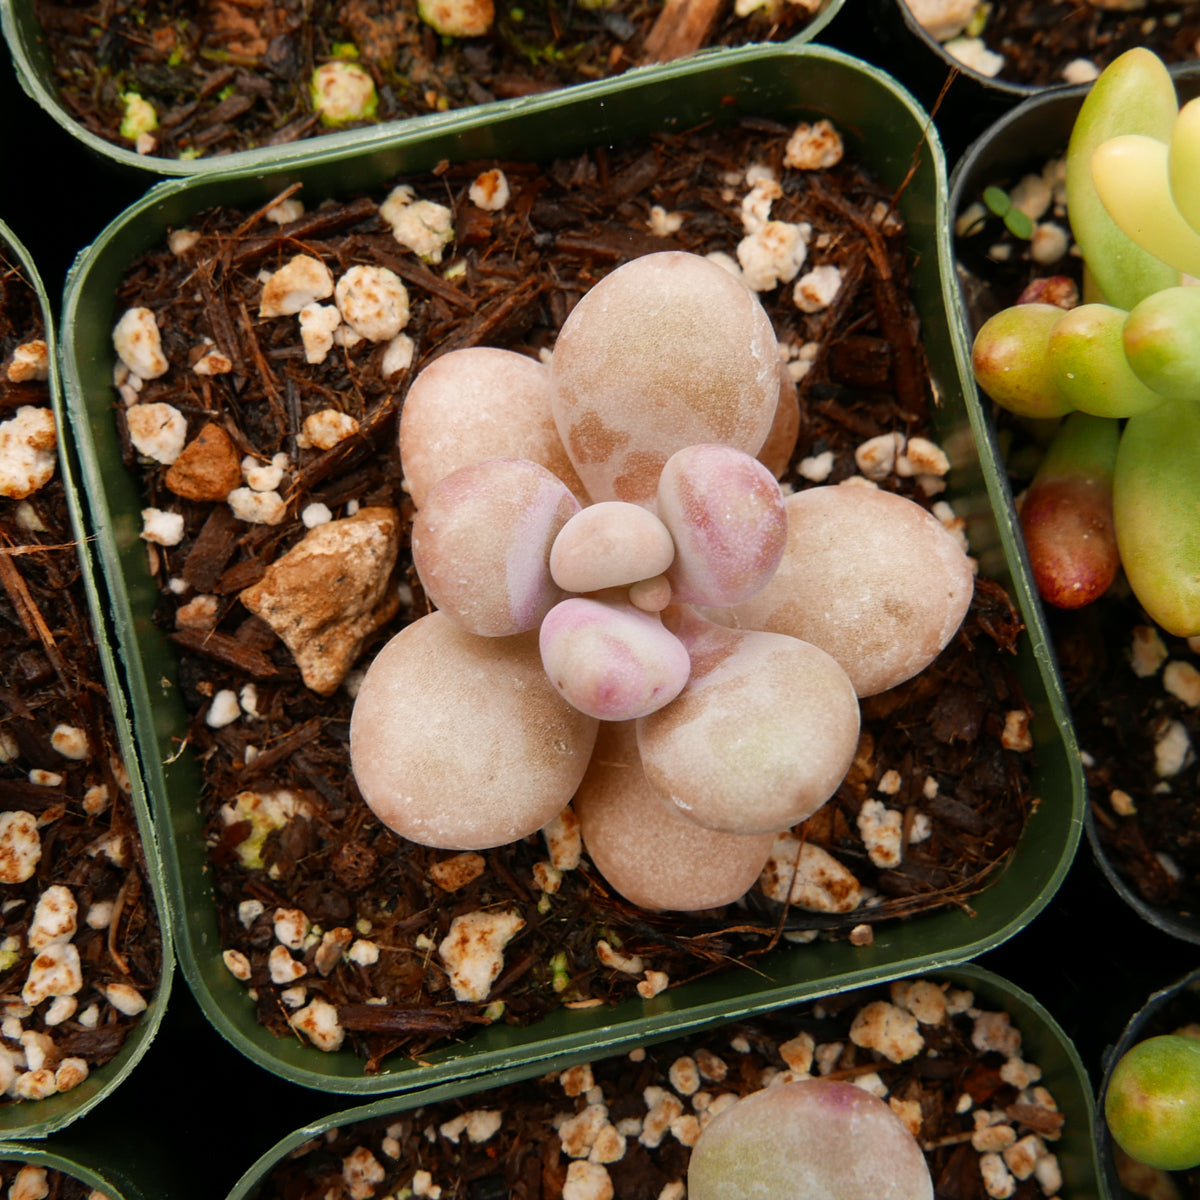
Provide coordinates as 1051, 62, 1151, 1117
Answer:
29, 0, 825, 163
0, 250, 164, 1106
111, 117, 1037, 1073
252, 975, 1069, 1200
956, 155, 1200, 932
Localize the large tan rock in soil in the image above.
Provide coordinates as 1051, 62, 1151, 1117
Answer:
240, 506, 401, 696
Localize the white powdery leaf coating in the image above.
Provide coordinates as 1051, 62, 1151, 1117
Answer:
28, 885, 78, 951
657, 444, 787, 606
22, 942, 83, 1005
575, 723, 774, 912
0, 406, 57, 500
719, 485, 975, 697
637, 613, 860, 835
335, 264, 410, 342
758, 832, 862, 912
259, 254, 335, 318
550, 252, 780, 507
550, 501, 675, 594
0, 811, 41, 883
539, 597, 691, 722
412, 458, 580, 637
400, 346, 586, 507
350, 612, 598, 850
126, 402, 188, 464
438, 908, 525, 1002
688, 1080, 932, 1200
112, 307, 169, 379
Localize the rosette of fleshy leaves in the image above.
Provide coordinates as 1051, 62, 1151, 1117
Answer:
971, 48, 1200, 637
350, 251, 974, 912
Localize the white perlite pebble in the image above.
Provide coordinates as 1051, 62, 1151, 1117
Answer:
104, 982, 148, 1015
140, 507, 186, 546
469, 169, 510, 211
783, 120, 844, 170
259, 254, 335, 318
29, 885, 77, 950
7, 339, 49, 383
243, 453, 288, 491
793, 264, 842, 312
126, 402, 188, 464
298, 303, 342, 364
902, 0, 980, 40
1164, 660, 1200, 706
269, 944, 307, 984
206, 689, 241, 729
0, 406, 57, 500
980, 1151, 1017, 1198
342, 1146, 385, 1200
381, 332, 416, 377
1155, 719, 1192, 777
380, 187, 455, 263
857, 799, 904, 868
112, 307, 169, 379
0, 811, 42, 883
50, 724, 89, 760
737, 222, 808, 292
274, 907, 309, 949
290, 998, 345, 1051
302, 502, 333, 528
563, 1161, 613, 1200
302, 409, 361, 450
223, 949, 252, 981
849, 999, 925, 1062
438, 909, 525, 1002
228, 487, 288, 525
22, 943, 83, 1005
336, 264, 410, 342
1062, 57, 1101, 83
1131, 625, 1168, 677
945, 35, 1005, 75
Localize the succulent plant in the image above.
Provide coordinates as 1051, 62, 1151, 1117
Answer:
349, 251, 974, 910
1105, 1033, 1200, 1172
969, 48, 1200, 636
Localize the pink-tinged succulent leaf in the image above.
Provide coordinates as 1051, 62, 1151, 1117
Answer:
716, 486, 975, 697
636, 610, 860, 835
412, 458, 580, 637
549, 500, 675, 594
575, 722, 774, 911
972, 303, 1074, 420
349, 611, 598, 850
1021, 411, 1120, 610
549, 252, 780, 506
657, 443, 787, 606
399, 346, 587, 507
758, 366, 801, 480
539, 595, 691, 721
689, 1079, 933, 1200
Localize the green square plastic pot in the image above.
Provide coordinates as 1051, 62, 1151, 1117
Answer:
59, 42, 1083, 1096
0, 222, 174, 1137
0, 0, 843, 179
947, 69, 1200, 948
224, 961, 1103, 1200
0, 1139, 171, 1200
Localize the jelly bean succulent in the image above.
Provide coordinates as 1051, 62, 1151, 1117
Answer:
1105, 1033, 1200, 1172
349, 251, 974, 911
971, 48, 1200, 636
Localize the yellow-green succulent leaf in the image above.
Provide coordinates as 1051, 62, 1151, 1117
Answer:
972, 303, 1075, 419
1169, 97, 1200, 241
1123, 286, 1200, 401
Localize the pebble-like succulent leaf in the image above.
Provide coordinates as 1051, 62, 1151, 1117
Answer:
1123, 286, 1200, 401
972, 303, 1074, 419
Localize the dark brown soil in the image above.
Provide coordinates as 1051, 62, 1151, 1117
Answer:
30, 0, 822, 162
254, 975, 1068, 1200
0, 250, 164, 1105
955, 161, 1200, 931
926, 0, 1200, 89
111, 117, 1036, 1072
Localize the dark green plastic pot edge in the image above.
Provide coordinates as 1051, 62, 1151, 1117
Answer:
0, 1139, 164, 1200
224, 961, 1102, 1200
0, 0, 842, 180
59, 41, 1081, 1096
948, 70, 1200, 950
0, 220, 175, 1140
1094, 967, 1200, 1200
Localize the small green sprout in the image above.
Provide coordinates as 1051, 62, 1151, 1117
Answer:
309, 60, 378, 126
548, 951, 570, 993
119, 92, 158, 143
982, 185, 1034, 239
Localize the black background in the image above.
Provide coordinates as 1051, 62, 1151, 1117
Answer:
1, 6, 1196, 1194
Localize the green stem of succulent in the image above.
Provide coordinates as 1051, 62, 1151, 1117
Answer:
1047, 302, 1166, 418
1065, 47, 1180, 310
1020, 411, 1120, 610
1114, 398, 1200, 636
